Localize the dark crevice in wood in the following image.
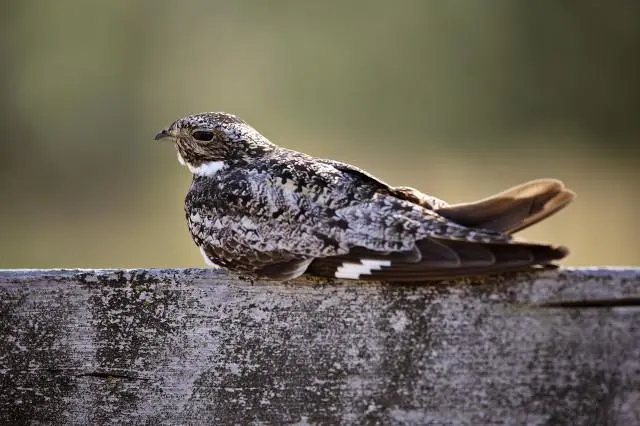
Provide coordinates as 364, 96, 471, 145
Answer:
74, 372, 149, 381
538, 297, 640, 309
46, 368, 149, 381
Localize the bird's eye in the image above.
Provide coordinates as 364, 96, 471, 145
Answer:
192, 130, 214, 142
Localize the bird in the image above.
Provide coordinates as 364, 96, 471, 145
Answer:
154, 112, 575, 282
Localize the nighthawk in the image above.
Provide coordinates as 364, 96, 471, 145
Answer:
154, 112, 575, 281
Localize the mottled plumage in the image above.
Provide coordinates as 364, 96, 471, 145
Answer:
154, 112, 575, 281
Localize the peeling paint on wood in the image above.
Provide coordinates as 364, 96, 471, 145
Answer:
1, 268, 639, 425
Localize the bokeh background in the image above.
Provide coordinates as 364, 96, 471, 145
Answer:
1, 1, 638, 268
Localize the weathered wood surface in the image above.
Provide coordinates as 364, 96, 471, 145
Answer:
1, 268, 639, 425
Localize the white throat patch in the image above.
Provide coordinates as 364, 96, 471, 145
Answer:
177, 152, 186, 166
188, 160, 227, 176
177, 152, 226, 176
176, 156, 227, 177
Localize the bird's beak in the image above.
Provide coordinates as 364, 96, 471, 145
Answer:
154, 129, 171, 141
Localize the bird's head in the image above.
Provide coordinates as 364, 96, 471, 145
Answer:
154, 112, 275, 176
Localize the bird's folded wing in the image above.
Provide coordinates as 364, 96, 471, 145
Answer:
307, 238, 568, 281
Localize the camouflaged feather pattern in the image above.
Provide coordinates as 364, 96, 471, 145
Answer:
185, 149, 509, 273
155, 111, 572, 280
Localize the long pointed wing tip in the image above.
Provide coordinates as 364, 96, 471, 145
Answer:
554, 245, 571, 260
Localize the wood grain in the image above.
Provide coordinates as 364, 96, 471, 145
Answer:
1, 268, 639, 425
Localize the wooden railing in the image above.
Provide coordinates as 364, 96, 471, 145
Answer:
1, 268, 639, 425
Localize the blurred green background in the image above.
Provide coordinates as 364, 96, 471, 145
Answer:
1, 1, 638, 268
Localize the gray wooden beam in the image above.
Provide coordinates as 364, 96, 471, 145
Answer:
1, 268, 639, 425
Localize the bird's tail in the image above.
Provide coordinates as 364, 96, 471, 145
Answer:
435, 179, 576, 235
